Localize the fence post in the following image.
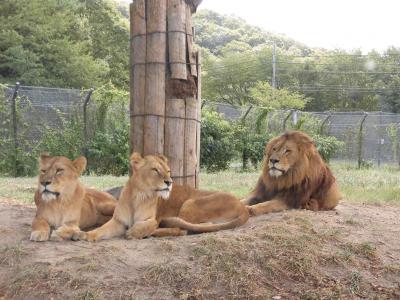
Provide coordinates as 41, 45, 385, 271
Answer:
240, 105, 253, 170
319, 112, 332, 135
396, 123, 400, 168
82, 88, 94, 159
283, 110, 294, 131
377, 112, 383, 167
241, 105, 253, 122
10, 82, 20, 177
357, 112, 368, 169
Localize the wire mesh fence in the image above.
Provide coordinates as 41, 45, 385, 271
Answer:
211, 103, 400, 166
0, 83, 129, 176
1, 84, 400, 177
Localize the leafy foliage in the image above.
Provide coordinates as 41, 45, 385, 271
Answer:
0, 0, 128, 89
233, 122, 270, 169
313, 135, 345, 163
87, 123, 130, 176
200, 109, 236, 172
250, 81, 308, 109
196, 10, 400, 113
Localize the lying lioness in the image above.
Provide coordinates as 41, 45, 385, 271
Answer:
30, 154, 117, 242
76, 153, 248, 241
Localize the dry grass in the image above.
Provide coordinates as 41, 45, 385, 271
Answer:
140, 215, 399, 299
0, 244, 27, 267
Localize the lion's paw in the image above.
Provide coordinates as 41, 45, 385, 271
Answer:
71, 231, 87, 241
49, 231, 63, 242
178, 229, 188, 236
126, 226, 150, 240
30, 230, 50, 242
85, 232, 100, 242
246, 205, 256, 216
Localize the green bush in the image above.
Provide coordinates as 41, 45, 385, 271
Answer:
289, 113, 344, 162
313, 134, 344, 163
87, 123, 130, 176
200, 109, 236, 172
233, 123, 270, 169
40, 117, 84, 160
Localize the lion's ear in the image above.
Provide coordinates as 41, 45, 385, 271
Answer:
157, 154, 168, 164
73, 156, 87, 174
130, 152, 144, 170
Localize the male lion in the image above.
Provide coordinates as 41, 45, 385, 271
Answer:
30, 154, 117, 242
242, 131, 341, 215
76, 153, 248, 241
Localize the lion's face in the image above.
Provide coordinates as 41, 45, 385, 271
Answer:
130, 153, 173, 200
38, 154, 86, 202
266, 139, 300, 177
265, 131, 315, 178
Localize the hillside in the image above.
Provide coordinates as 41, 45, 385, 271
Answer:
193, 9, 312, 57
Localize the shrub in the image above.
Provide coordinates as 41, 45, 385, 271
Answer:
40, 116, 84, 160
200, 109, 236, 172
233, 123, 270, 169
313, 134, 344, 163
87, 123, 130, 176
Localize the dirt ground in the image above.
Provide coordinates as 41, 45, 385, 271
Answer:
0, 198, 399, 300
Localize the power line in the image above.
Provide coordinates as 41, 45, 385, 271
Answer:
277, 68, 400, 75
276, 61, 400, 66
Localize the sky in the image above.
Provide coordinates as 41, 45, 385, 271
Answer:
199, 0, 400, 52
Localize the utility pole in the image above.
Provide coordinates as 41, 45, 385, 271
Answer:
272, 43, 276, 88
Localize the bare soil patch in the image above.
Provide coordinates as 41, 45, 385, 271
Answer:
0, 198, 399, 299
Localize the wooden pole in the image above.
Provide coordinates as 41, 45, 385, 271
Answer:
167, 0, 187, 79
186, 4, 197, 77
130, 0, 146, 154
165, 99, 185, 185
195, 51, 201, 187
184, 96, 197, 186
143, 0, 167, 155
130, 0, 202, 187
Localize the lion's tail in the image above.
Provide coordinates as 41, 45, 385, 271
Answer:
160, 209, 249, 233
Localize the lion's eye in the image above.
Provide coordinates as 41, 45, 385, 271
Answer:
152, 168, 160, 174
285, 149, 292, 154
56, 168, 64, 174
40, 170, 46, 174
272, 147, 277, 151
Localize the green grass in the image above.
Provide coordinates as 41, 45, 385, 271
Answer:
333, 162, 400, 204
0, 162, 399, 204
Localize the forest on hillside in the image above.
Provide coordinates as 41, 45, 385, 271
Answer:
1, 0, 400, 112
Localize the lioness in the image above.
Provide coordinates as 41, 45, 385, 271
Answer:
76, 153, 248, 241
242, 131, 341, 215
30, 154, 117, 242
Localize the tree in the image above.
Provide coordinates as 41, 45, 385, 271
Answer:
250, 81, 308, 110
0, 0, 128, 89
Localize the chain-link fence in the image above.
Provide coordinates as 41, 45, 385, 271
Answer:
1, 84, 400, 177
212, 103, 400, 166
0, 83, 129, 176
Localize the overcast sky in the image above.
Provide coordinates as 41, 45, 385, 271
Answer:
199, 0, 400, 52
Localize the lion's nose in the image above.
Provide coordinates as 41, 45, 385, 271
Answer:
164, 180, 173, 187
41, 181, 51, 186
270, 159, 279, 164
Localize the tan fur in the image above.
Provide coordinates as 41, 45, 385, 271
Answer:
30, 154, 117, 242
76, 153, 248, 241
242, 131, 342, 216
